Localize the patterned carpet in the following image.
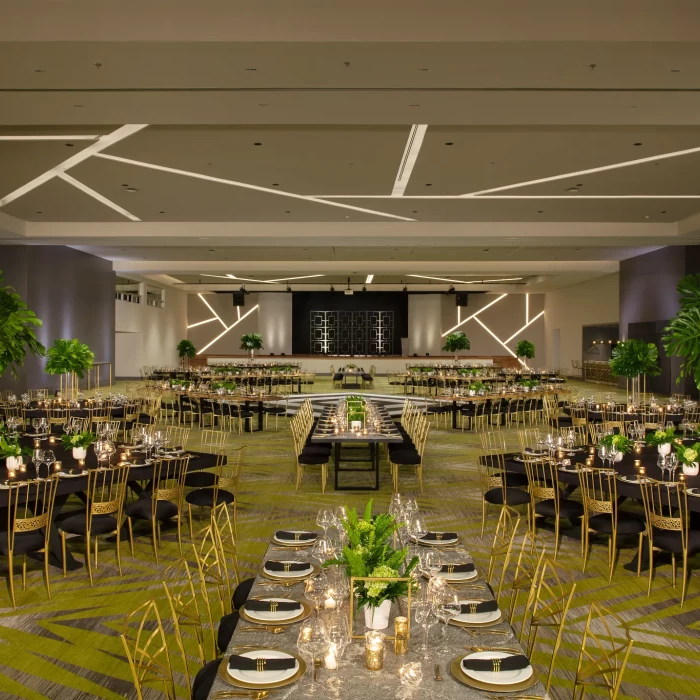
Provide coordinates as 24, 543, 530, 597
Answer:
1, 377, 699, 699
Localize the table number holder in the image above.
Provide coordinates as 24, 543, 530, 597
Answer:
348, 575, 411, 640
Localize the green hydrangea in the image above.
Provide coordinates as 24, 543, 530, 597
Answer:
356, 520, 373, 533
366, 565, 398, 599
684, 448, 698, 463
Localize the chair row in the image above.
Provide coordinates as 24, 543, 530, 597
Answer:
389, 400, 430, 492
290, 399, 330, 492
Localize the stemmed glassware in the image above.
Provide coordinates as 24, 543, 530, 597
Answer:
419, 550, 442, 580
433, 588, 461, 652
41, 450, 56, 478
408, 516, 427, 541
667, 452, 679, 481
414, 599, 437, 659
32, 418, 41, 434
324, 613, 349, 670
657, 454, 668, 480
296, 617, 327, 697
304, 572, 329, 617
316, 509, 333, 535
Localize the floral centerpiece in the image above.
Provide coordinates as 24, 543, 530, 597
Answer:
598, 433, 633, 461
61, 430, 96, 459
325, 500, 418, 630
646, 427, 676, 455
0, 436, 29, 469
675, 441, 700, 476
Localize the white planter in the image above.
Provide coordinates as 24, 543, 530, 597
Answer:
5, 456, 22, 470
72, 447, 87, 459
658, 443, 672, 456
683, 462, 700, 477
614, 452, 624, 463
364, 599, 392, 630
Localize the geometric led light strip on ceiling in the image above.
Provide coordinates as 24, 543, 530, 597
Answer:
200, 273, 326, 284
442, 293, 544, 367
189, 293, 260, 354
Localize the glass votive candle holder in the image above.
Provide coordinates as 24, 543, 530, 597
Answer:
589, 446, 595, 455
394, 616, 409, 654
300, 625, 313, 643
78, 459, 85, 468
634, 443, 642, 454
639, 466, 646, 477
324, 642, 338, 670
365, 631, 385, 671
53, 461, 62, 472
48, 435, 56, 445
34, 439, 40, 448
7, 469, 16, 479
18, 461, 27, 473
634, 459, 641, 470
585, 457, 593, 467
120, 452, 127, 462
399, 661, 423, 687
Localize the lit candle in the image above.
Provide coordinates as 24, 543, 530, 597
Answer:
365, 631, 385, 671
589, 446, 595, 455
48, 435, 56, 445
634, 459, 641, 470
53, 461, 62, 472
324, 643, 338, 670
634, 444, 642, 454
7, 469, 16, 479
301, 626, 313, 642
78, 459, 85, 468
324, 590, 337, 610
120, 453, 127, 462
639, 466, 646, 476
394, 616, 409, 638
585, 457, 593, 467
34, 439, 40, 448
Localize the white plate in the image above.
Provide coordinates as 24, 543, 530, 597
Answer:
58, 470, 88, 478
263, 561, 313, 578
461, 651, 533, 685
686, 487, 700, 498
618, 475, 640, 484
417, 535, 459, 546
435, 568, 477, 581
455, 600, 501, 624
227, 649, 298, 685
273, 532, 317, 546
244, 598, 302, 622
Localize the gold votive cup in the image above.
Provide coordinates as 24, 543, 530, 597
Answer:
48, 436, 56, 445
365, 631, 385, 671
634, 444, 642, 454
78, 459, 85, 468
53, 461, 62, 472
639, 466, 646, 476
300, 625, 313, 642
589, 446, 595, 455
120, 452, 127, 462
394, 616, 409, 654
34, 439, 40, 448
7, 469, 16, 479
634, 459, 641, 470
585, 457, 593, 467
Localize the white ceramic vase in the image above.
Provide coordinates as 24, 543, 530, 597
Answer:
364, 599, 392, 630
683, 462, 700, 477
72, 447, 87, 459
658, 443, 672, 456
614, 452, 624, 463
5, 455, 22, 470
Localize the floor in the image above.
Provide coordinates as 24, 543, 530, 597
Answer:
1, 376, 698, 699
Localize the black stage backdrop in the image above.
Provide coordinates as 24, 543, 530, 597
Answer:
292, 291, 408, 355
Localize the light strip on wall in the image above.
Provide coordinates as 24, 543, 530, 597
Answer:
95, 152, 416, 222
0, 124, 148, 207
187, 317, 218, 328
57, 172, 141, 221
391, 124, 428, 196
197, 293, 227, 328
0, 135, 100, 141
264, 274, 326, 283
408, 274, 523, 284
442, 293, 508, 336
308, 193, 700, 200
197, 304, 260, 354
525, 294, 529, 324
474, 316, 526, 366
199, 273, 325, 284
504, 310, 545, 344
365, 274, 374, 284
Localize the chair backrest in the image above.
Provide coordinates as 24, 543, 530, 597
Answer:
5, 476, 59, 554
86, 464, 129, 526
523, 456, 559, 503
570, 406, 587, 427
120, 599, 175, 700
151, 457, 189, 507
218, 445, 247, 493
200, 428, 231, 454
639, 477, 690, 552
164, 425, 190, 448
510, 532, 547, 633
579, 464, 617, 525
488, 505, 521, 598
518, 428, 541, 453
193, 522, 234, 619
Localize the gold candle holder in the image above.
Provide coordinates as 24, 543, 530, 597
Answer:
7, 469, 16, 479
48, 435, 56, 445
634, 459, 641, 470
634, 444, 642, 454
365, 631, 385, 671
53, 461, 62, 472
300, 625, 313, 643
120, 452, 127, 462
34, 439, 40, 448
585, 456, 593, 467
78, 459, 86, 468
394, 616, 408, 654
639, 466, 646, 477
18, 462, 27, 474
589, 446, 595, 455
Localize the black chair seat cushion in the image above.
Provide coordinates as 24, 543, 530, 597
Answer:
60, 513, 118, 536
333, 373, 343, 381
485, 487, 531, 507
389, 438, 414, 452
301, 445, 331, 458
389, 449, 421, 465
535, 498, 584, 521
232, 577, 256, 610
505, 472, 530, 488
192, 659, 220, 700
551, 416, 573, 427
217, 611, 241, 653
185, 471, 217, 488
0, 530, 46, 555
264, 407, 287, 415
588, 513, 645, 536
186, 487, 234, 507
125, 497, 179, 521
362, 374, 372, 381
298, 453, 328, 465
652, 528, 700, 555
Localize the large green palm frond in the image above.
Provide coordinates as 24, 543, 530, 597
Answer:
662, 305, 700, 388
677, 273, 700, 310
44, 338, 94, 379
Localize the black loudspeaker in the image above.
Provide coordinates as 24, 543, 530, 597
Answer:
456, 292, 469, 307
232, 292, 246, 306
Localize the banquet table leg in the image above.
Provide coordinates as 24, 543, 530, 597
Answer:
452, 401, 458, 430
334, 443, 341, 490
257, 401, 264, 431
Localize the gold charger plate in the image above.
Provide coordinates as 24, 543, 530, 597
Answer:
449, 653, 539, 693
449, 610, 504, 628
216, 648, 307, 690
272, 536, 317, 548
259, 562, 320, 582
239, 600, 312, 626
413, 536, 460, 548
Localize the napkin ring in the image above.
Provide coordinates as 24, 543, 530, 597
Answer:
492, 658, 501, 673
284, 563, 291, 572
269, 602, 278, 613
446, 564, 455, 574
256, 658, 266, 673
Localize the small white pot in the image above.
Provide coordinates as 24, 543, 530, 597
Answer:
5, 455, 22, 470
364, 599, 392, 630
683, 462, 700, 477
72, 447, 87, 459
658, 443, 672, 456
614, 452, 624, 463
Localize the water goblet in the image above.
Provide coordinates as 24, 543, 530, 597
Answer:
434, 588, 461, 651
32, 418, 40, 434
42, 450, 56, 478
657, 454, 668, 480
316, 508, 333, 535
413, 599, 437, 659
297, 618, 327, 697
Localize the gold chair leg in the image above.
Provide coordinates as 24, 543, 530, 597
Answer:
127, 517, 135, 556
671, 553, 677, 587
7, 555, 16, 608
176, 516, 183, 557
60, 531, 68, 578
637, 533, 644, 577
681, 551, 689, 607
152, 520, 160, 563
86, 536, 94, 586
43, 548, 52, 601
187, 503, 194, 540
115, 530, 123, 577
647, 545, 654, 596
22, 554, 27, 591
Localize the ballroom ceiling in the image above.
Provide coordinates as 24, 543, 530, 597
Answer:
1, 0, 700, 292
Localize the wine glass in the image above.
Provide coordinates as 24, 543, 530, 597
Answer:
42, 450, 56, 478
304, 572, 329, 616
324, 614, 349, 669
434, 588, 461, 651
32, 418, 40, 434
316, 509, 333, 535
667, 452, 679, 480
332, 506, 347, 527
414, 599, 437, 658
296, 618, 327, 697
311, 537, 335, 567
657, 454, 668, 480
409, 516, 427, 541
419, 550, 442, 580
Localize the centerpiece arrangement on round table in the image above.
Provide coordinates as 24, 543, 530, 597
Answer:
0, 435, 29, 471
675, 440, 700, 476
645, 426, 676, 456
325, 500, 418, 630
61, 430, 97, 460
598, 433, 633, 462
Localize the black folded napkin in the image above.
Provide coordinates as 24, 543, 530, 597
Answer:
462, 654, 530, 673
245, 600, 302, 612
439, 563, 475, 574
264, 561, 310, 572
275, 530, 317, 542
228, 655, 297, 672
420, 532, 458, 541
460, 600, 499, 614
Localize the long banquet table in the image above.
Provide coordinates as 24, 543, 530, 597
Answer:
207, 535, 548, 699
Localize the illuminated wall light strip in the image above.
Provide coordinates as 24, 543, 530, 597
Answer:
503, 310, 545, 344
391, 124, 428, 196
94, 152, 415, 222
197, 293, 227, 328
187, 317, 218, 329
473, 317, 526, 366
237, 307, 241, 320
408, 274, 523, 284
309, 194, 700, 200
0, 135, 100, 141
57, 172, 141, 221
197, 304, 260, 355
442, 294, 508, 336
265, 274, 325, 283
525, 294, 529, 324
366, 274, 374, 284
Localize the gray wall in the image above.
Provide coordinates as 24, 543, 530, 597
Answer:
0, 245, 115, 393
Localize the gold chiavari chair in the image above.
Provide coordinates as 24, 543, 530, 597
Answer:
125, 456, 189, 563
121, 400, 141, 440
87, 405, 112, 433
291, 414, 329, 493
579, 464, 646, 583
263, 394, 289, 430
47, 404, 71, 431
524, 455, 584, 560
97, 419, 121, 440
507, 532, 546, 630
165, 425, 190, 449
1, 475, 59, 608
517, 428, 541, 454
573, 602, 634, 700
525, 558, 577, 695
603, 404, 626, 434
163, 558, 207, 692
639, 477, 699, 606
390, 421, 430, 493
121, 599, 176, 700
127, 421, 155, 444
588, 422, 607, 445
193, 521, 235, 620
570, 406, 588, 430
59, 464, 130, 585
487, 505, 521, 600
559, 424, 587, 446
642, 406, 665, 430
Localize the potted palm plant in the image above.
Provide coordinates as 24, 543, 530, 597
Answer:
0, 270, 45, 380
515, 339, 536, 368
609, 339, 661, 407
177, 339, 196, 368
240, 332, 264, 359
441, 332, 470, 362
44, 338, 94, 396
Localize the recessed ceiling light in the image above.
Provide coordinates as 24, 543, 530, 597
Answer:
661, 210, 667, 214
634, 142, 643, 146
245, 67, 257, 71
425, 183, 432, 187
409, 104, 420, 107
74, 104, 84, 108
445, 142, 454, 146
121, 184, 129, 187
483, 249, 490, 252
365, 274, 374, 284
198, 237, 210, 240
36, 210, 42, 214
412, 210, 418, 213
671, 68, 681, 72
65, 143, 74, 147
418, 68, 431, 72
644, 215, 650, 219
34, 69, 45, 73
285, 210, 291, 214
126, 187, 138, 192
567, 187, 578, 192
159, 210, 165, 214
254, 142, 262, 146
208, 249, 215, 252
272, 183, 279, 186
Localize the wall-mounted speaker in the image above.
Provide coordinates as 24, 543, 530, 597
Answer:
232, 291, 246, 306
456, 292, 469, 307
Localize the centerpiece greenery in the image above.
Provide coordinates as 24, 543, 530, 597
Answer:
609, 339, 661, 406
176, 339, 196, 368
346, 363, 357, 370
0, 436, 29, 459
61, 431, 97, 451
663, 273, 700, 389
675, 441, 700, 466
44, 338, 95, 396
347, 395, 366, 424
598, 433, 634, 454
240, 332, 264, 359
442, 331, 470, 361
325, 501, 418, 626
211, 380, 237, 391
645, 427, 676, 447
0, 270, 45, 380
517, 379, 538, 389
515, 339, 536, 368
